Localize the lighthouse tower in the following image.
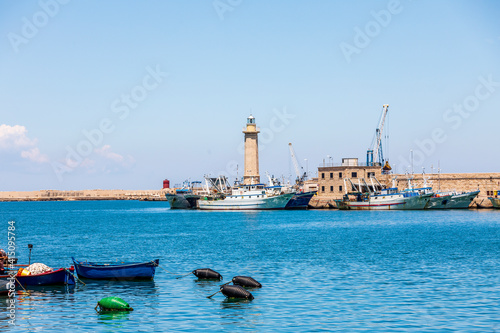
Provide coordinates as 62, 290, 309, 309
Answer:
243, 115, 260, 185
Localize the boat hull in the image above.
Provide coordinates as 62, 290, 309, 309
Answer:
425, 195, 452, 209
429, 191, 480, 209
198, 193, 294, 210
165, 194, 200, 209
285, 191, 316, 209
489, 198, 500, 208
0, 268, 76, 286
72, 258, 159, 280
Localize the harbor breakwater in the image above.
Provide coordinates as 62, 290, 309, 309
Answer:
0, 189, 174, 202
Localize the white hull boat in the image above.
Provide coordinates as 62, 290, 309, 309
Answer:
198, 184, 294, 210
336, 185, 432, 211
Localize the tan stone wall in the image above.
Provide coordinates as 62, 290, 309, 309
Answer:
0, 189, 174, 201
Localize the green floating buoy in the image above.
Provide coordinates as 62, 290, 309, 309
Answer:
95, 297, 134, 312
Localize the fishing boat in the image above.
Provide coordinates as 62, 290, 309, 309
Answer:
263, 172, 316, 209
165, 180, 202, 209
165, 190, 200, 209
336, 187, 431, 210
72, 258, 159, 280
490, 198, 500, 208
427, 190, 480, 209
489, 190, 500, 208
285, 191, 317, 209
335, 177, 431, 210
0, 267, 76, 286
198, 183, 294, 210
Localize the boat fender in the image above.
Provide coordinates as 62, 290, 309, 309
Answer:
232, 276, 262, 288
221, 285, 254, 300
193, 268, 223, 280
95, 297, 134, 312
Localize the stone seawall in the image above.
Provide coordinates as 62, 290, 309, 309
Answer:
0, 189, 176, 202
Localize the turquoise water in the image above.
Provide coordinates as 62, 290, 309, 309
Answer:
0, 201, 499, 332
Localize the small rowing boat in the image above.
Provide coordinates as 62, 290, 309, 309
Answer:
72, 258, 159, 280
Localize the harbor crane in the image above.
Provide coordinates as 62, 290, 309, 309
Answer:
367, 104, 390, 168
288, 143, 308, 184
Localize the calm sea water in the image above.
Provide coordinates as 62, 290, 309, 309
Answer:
0, 201, 499, 332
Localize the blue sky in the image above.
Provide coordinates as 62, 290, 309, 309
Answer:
1, 0, 499, 190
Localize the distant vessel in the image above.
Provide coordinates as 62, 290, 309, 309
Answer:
336, 187, 431, 210
198, 183, 294, 210
335, 178, 431, 210
489, 190, 500, 208
426, 190, 480, 209
165, 181, 201, 209
264, 172, 316, 209
285, 191, 316, 209
404, 173, 479, 209
165, 190, 200, 209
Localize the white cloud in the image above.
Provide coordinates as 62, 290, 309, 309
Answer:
0, 124, 37, 150
95, 145, 135, 167
21, 147, 49, 163
0, 124, 49, 164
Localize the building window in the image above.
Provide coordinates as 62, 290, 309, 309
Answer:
330, 173, 333, 179
330, 186, 333, 192
352, 172, 358, 178
321, 186, 325, 192
339, 172, 342, 179
339, 185, 343, 192
367, 172, 375, 178
321, 173, 325, 179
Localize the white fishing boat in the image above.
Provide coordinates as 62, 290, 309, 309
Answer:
198, 183, 294, 210
335, 177, 431, 210
336, 187, 431, 210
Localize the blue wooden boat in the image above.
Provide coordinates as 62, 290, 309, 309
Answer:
72, 258, 159, 280
0, 268, 76, 286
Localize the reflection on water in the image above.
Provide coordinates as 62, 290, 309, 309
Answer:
97, 310, 131, 321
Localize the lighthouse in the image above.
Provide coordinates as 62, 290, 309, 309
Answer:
243, 115, 260, 185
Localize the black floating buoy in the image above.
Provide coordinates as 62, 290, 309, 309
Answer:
221, 285, 254, 300
232, 276, 262, 288
193, 268, 223, 280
